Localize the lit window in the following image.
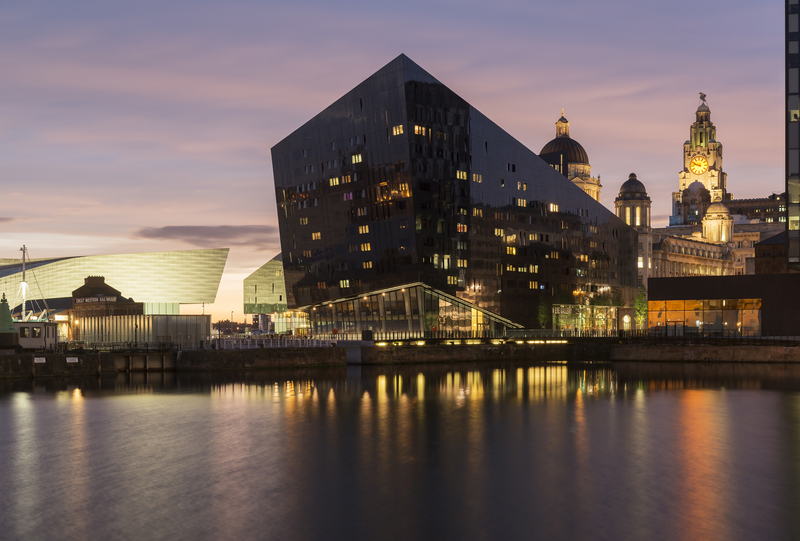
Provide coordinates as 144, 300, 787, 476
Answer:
329, 177, 340, 186
473, 173, 482, 183
529, 265, 538, 273
363, 261, 373, 269
638, 256, 644, 268
340, 280, 350, 288
473, 208, 483, 217
361, 243, 371, 251
312, 232, 321, 240
343, 192, 353, 201
343, 175, 352, 183
414, 125, 426, 135
517, 198, 527, 207
506, 264, 515, 271
456, 170, 467, 180
352, 154, 362, 164
317, 282, 326, 289
300, 217, 308, 225
549, 203, 559, 212
356, 207, 367, 216
507, 247, 516, 255
529, 233, 538, 241
458, 259, 467, 268
529, 281, 538, 289
457, 224, 467, 233
495, 228, 504, 237
392, 125, 403, 136
359, 225, 369, 234
302, 250, 311, 257
447, 276, 457, 285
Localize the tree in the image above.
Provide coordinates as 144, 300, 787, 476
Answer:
634, 286, 648, 329
538, 299, 550, 329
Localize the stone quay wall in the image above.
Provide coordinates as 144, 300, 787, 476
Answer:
0, 353, 117, 378
354, 342, 612, 365
175, 347, 347, 370
610, 345, 800, 363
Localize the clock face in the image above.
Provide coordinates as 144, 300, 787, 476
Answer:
689, 155, 708, 175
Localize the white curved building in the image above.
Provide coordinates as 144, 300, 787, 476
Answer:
0, 248, 229, 315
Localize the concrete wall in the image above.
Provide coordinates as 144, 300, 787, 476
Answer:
0, 353, 117, 378
611, 345, 800, 362
175, 347, 346, 370
114, 353, 177, 371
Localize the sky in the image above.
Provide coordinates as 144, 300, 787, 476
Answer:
0, 0, 784, 322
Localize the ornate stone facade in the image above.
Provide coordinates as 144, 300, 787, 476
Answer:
539, 111, 602, 202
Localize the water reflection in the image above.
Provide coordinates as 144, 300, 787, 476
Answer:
3, 362, 800, 540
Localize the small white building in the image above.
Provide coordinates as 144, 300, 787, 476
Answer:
15, 321, 59, 351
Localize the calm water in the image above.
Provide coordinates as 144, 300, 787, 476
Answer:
3, 362, 800, 541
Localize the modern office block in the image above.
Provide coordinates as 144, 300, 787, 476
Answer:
271, 55, 637, 331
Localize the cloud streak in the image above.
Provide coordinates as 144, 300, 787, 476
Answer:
134, 225, 279, 249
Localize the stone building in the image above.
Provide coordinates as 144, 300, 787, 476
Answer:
615, 173, 734, 289
539, 111, 602, 202
72, 276, 143, 340
755, 232, 789, 274
670, 96, 787, 226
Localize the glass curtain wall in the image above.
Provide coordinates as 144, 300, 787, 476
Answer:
647, 299, 761, 335
308, 285, 516, 338
552, 305, 618, 333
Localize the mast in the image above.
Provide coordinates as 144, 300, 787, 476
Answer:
20, 245, 27, 321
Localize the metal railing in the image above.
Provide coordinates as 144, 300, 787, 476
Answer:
214, 338, 334, 349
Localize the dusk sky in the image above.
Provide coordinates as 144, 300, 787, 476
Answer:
0, 0, 783, 322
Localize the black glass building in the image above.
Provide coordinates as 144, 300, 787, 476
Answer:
270, 55, 636, 334
787, 0, 800, 268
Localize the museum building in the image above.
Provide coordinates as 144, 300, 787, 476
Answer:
270, 54, 637, 334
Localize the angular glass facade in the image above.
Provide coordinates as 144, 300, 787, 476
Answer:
271, 55, 637, 328
243, 254, 288, 315
0, 249, 229, 312
788, 0, 800, 267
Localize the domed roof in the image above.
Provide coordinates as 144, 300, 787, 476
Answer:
686, 180, 709, 194
697, 103, 710, 113
706, 202, 730, 215
619, 173, 647, 195
539, 136, 589, 165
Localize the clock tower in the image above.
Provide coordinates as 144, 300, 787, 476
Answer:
670, 94, 732, 225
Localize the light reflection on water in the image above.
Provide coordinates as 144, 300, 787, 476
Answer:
2, 362, 800, 540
